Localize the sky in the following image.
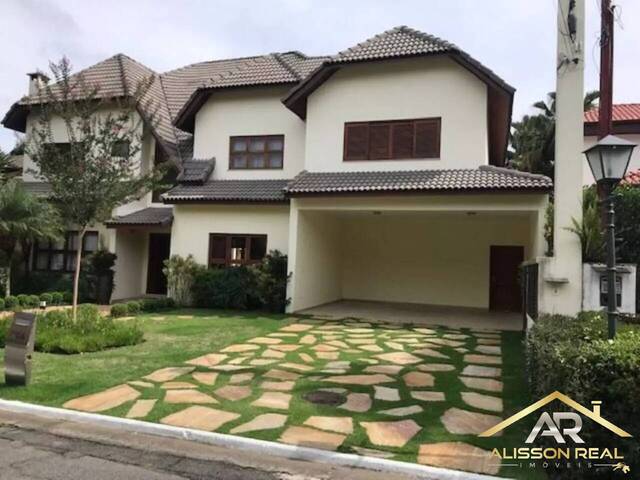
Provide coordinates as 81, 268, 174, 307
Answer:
1, 0, 639, 151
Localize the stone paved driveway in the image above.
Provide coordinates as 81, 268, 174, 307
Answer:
64, 316, 508, 476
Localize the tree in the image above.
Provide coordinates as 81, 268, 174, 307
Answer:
0, 180, 62, 296
510, 90, 600, 179
26, 58, 162, 320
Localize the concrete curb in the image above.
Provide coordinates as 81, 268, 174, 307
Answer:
0, 399, 507, 480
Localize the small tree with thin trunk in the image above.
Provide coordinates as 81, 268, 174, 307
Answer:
27, 58, 162, 320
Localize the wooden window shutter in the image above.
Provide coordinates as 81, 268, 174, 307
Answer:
391, 122, 414, 159
369, 124, 391, 159
414, 119, 441, 158
344, 123, 369, 160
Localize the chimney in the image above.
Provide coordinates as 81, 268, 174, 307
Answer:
592, 400, 602, 417
27, 71, 50, 96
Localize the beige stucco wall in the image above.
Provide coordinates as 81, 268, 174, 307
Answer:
170, 204, 290, 265
304, 56, 489, 172
112, 230, 148, 300
583, 133, 640, 185
193, 86, 305, 180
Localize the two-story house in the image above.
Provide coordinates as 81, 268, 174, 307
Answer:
2, 26, 552, 320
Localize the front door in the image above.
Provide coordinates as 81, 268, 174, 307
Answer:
147, 233, 171, 295
489, 245, 524, 312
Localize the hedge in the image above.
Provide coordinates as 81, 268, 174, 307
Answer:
1, 291, 70, 312
526, 312, 640, 478
109, 297, 175, 318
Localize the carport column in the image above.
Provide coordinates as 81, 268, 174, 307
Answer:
285, 199, 300, 313
543, 0, 584, 315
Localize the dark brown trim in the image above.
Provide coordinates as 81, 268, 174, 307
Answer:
584, 121, 640, 136
229, 134, 284, 170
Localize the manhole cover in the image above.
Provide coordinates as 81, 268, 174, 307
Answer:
303, 390, 346, 406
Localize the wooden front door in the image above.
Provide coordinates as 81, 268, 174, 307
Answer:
489, 245, 524, 312
147, 233, 171, 295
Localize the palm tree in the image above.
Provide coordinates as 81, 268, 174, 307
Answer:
0, 180, 62, 296
510, 90, 600, 178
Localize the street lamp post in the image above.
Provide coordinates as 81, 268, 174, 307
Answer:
584, 135, 637, 339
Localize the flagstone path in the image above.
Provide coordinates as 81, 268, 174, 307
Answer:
63, 316, 511, 476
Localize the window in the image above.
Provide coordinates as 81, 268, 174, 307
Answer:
229, 135, 284, 169
208, 234, 267, 267
111, 140, 130, 157
343, 118, 441, 161
43, 142, 71, 159
33, 231, 99, 272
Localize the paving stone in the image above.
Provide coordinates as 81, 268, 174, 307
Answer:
364, 364, 404, 375
249, 358, 279, 366
128, 380, 154, 389
312, 344, 339, 352
345, 328, 373, 334
304, 416, 353, 434
316, 351, 339, 360
374, 386, 400, 401
161, 406, 240, 431
319, 388, 347, 394
228, 356, 249, 365
461, 365, 502, 378
443, 334, 470, 340
415, 328, 437, 334
460, 376, 503, 393
144, 366, 195, 382
393, 338, 420, 344
280, 324, 314, 332
323, 374, 394, 386
192, 372, 219, 386
270, 344, 302, 352
221, 344, 260, 353
339, 393, 372, 412
413, 348, 449, 359
264, 369, 300, 381
326, 340, 350, 349
454, 347, 469, 353
126, 399, 156, 418
379, 405, 423, 416
161, 381, 197, 389
411, 391, 446, 402
423, 338, 465, 348
375, 352, 422, 365
269, 333, 299, 338
230, 413, 288, 434
416, 363, 456, 372
352, 447, 395, 459
441, 408, 502, 436
347, 338, 377, 345
325, 361, 350, 369
461, 392, 503, 412
321, 368, 347, 374
262, 349, 286, 359
279, 362, 313, 372
252, 392, 291, 410
248, 337, 282, 345
477, 338, 501, 346
359, 344, 384, 352
214, 385, 252, 401
360, 420, 421, 448
403, 371, 435, 388
63, 384, 140, 412
385, 342, 405, 351
177, 315, 194, 319
185, 353, 228, 368
150, 316, 165, 321
279, 426, 345, 451
360, 358, 379, 365
211, 364, 252, 372
418, 442, 500, 475
475, 345, 502, 355
261, 380, 295, 391
299, 353, 314, 363
475, 333, 501, 339
229, 372, 254, 384
464, 354, 502, 365
165, 389, 219, 404
300, 335, 317, 345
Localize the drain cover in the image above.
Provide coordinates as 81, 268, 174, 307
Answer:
303, 390, 347, 406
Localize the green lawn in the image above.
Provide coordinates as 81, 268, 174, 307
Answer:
0, 310, 545, 479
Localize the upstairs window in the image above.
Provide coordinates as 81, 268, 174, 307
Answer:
208, 234, 267, 268
34, 231, 99, 272
343, 118, 441, 161
229, 135, 284, 170
111, 140, 130, 157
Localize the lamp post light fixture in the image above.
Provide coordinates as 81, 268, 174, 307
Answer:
583, 134, 637, 339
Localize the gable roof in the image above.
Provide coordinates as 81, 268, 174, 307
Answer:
105, 206, 173, 228
584, 104, 640, 136
163, 179, 289, 203
176, 158, 215, 184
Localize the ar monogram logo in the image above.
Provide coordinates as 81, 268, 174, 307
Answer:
525, 411, 585, 444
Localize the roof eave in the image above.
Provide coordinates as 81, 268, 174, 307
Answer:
1, 102, 28, 132
285, 186, 552, 198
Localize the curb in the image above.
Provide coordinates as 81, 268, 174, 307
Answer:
0, 399, 506, 480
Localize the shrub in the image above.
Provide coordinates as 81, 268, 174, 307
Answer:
39, 293, 53, 305
252, 250, 290, 313
63, 291, 72, 304
16, 294, 29, 306
5, 296, 18, 309
163, 255, 204, 307
126, 301, 141, 315
526, 312, 640, 478
51, 292, 64, 305
110, 303, 129, 318
0, 317, 10, 347
27, 294, 40, 307
192, 267, 260, 310
140, 298, 160, 312
0, 298, 4, 311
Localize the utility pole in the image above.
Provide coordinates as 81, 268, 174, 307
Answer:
598, 0, 614, 139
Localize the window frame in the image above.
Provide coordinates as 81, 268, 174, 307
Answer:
343, 118, 441, 161
228, 135, 285, 170
33, 231, 99, 272
208, 233, 268, 268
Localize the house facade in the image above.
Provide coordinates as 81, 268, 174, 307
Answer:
2, 26, 552, 316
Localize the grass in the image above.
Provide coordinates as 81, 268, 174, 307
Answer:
0, 310, 545, 479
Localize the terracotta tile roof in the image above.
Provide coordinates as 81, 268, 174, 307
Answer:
584, 104, 640, 123
105, 207, 173, 227
20, 181, 52, 198
163, 179, 289, 203
176, 159, 215, 184
285, 166, 552, 195
622, 169, 640, 186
